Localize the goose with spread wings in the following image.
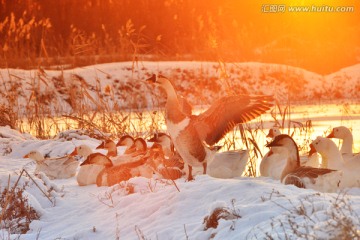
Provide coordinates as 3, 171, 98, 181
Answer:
147, 74, 273, 181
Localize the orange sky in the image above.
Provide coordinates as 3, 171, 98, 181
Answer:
223, 0, 360, 73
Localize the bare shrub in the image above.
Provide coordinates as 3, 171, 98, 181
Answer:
0, 182, 39, 234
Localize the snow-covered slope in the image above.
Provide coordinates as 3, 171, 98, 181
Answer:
1, 62, 359, 117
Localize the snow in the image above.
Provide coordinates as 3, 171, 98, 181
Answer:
1, 61, 360, 118
0, 125, 359, 239
1, 61, 360, 239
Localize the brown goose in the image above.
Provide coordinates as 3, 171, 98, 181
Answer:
97, 138, 148, 165
266, 134, 342, 192
70, 144, 113, 186
147, 74, 273, 181
116, 135, 135, 154
95, 143, 161, 186
148, 133, 175, 158
97, 139, 118, 157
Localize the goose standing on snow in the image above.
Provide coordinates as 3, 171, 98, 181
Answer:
266, 134, 342, 192
147, 74, 273, 181
24, 150, 79, 179
327, 126, 359, 161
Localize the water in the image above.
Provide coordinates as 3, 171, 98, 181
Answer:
20, 103, 360, 153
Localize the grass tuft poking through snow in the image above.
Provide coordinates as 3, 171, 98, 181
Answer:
0, 180, 39, 234
249, 190, 360, 239
203, 200, 241, 230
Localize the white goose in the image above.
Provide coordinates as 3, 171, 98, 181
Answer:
70, 145, 112, 186
147, 74, 273, 181
23, 150, 79, 179
309, 136, 345, 170
207, 149, 249, 179
309, 136, 360, 189
266, 134, 342, 192
327, 126, 359, 161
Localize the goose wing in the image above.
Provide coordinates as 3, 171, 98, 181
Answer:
194, 95, 273, 145
284, 166, 336, 188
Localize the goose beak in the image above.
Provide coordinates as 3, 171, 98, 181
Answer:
266, 140, 280, 148
146, 74, 157, 83
148, 136, 157, 142
126, 144, 137, 154
23, 154, 29, 158
266, 129, 274, 138
308, 143, 317, 157
80, 159, 89, 166
211, 145, 222, 151
96, 142, 105, 149
69, 148, 77, 156
326, 130, 335, 138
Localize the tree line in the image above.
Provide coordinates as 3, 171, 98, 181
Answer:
0, 0, 359, 73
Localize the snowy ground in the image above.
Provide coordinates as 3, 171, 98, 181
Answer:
1, 125, 360, 240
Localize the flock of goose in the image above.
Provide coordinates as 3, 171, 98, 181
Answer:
22, 74, 360, 193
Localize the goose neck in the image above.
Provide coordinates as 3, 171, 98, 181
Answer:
280, 148, 300, 182
340, 135, 353, 154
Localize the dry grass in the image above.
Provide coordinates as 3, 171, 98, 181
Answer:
0, 178, 39, 234
249, 190, 360, 239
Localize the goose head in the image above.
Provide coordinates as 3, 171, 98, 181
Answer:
146, 74, 178, 100
148, 133, 174, 153
266, 134, 300, 166
97, 139, 117, 157
146, 143, 165, 169
128, 138, 147, 153
70, 145, 93, 159
309, 136, 344, 169
80, 153, 113, 167
326, 126, 353, 154
309, 136, 340, 157
116, 135, 134, 147
326, 126, 352, 139
147, 74, 173, 89
266, 127, 281, 138
23, 150, 45, 163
